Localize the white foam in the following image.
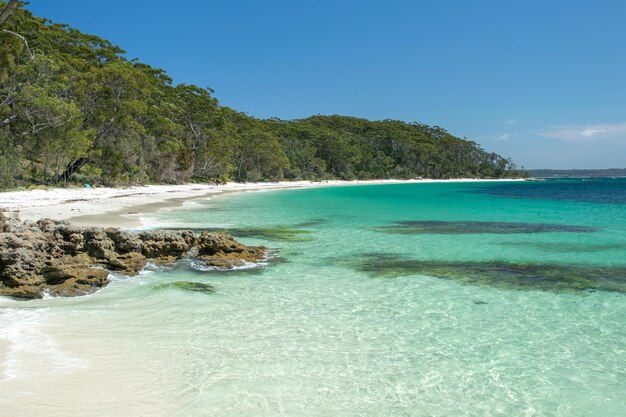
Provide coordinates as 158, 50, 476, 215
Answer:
189, 259, 267, 272
41, 289, 55, 300
0, 309, 86, 381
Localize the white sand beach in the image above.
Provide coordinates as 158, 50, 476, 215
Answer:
0, 178, 522, 228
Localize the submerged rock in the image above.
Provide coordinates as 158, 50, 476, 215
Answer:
339, 252, 626, 294
163, 219, 325, 242
153, 281, 216, 294
206, 226, 314, 242
0, 218, 266, 299
373, 220, 598, 235
497, 241, 623, 253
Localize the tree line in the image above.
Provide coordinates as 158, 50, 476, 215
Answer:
0, 1, 524, 189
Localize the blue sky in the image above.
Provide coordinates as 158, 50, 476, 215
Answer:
27, 0, 626, 169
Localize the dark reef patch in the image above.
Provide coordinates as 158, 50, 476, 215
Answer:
153, 281, 216, 294
165, 226, 313, 241
292, 218, 327, 228
373, 221, 597, 235
497, 241, 624, 253
338, 253, 626, 294
213, 226, 313, 241
164, 219, 326, 242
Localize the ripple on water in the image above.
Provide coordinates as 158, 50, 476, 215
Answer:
3, 182, 626, 416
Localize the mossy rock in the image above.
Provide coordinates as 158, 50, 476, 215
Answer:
153, 281, 215, 294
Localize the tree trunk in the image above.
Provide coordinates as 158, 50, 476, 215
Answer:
0, 0, 22, 26
58, 158, 90, 183
237, 155, 245, 182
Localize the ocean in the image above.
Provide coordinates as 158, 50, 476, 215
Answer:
1, 179, 626, 416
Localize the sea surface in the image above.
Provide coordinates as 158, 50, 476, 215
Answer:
1, 179, 626, 416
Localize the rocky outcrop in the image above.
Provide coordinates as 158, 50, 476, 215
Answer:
194, 231, 267, 269
0, 218, 267, 299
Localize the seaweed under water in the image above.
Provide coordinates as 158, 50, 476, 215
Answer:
497, 241, 624, 253
292, 218, 327, 228
160, 226, 314, 241
161, 218, 326, 242
339, 253, 626, 294
153, 281, 216, 294
221, 218, 327, 241
373, 220, 598, 235
214, 226, 314, 241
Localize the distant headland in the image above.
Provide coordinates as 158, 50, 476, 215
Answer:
527, 168, 626, 178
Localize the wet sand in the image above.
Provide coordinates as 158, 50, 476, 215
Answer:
68, 192, 218, 228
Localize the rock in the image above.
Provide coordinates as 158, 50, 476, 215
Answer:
51, 224, 86, 255
195, 232, 267, 268
104, 252, 147, 275
0, 211, 8, 232
139, 230, 195, 258
107, 229, 143, 253
0, 219, 267, 299
42, 264, 110, 296
0, 235, 50, 288
196, 232, 246, 256
82, 228, 117, 259
0, 284, 44, 299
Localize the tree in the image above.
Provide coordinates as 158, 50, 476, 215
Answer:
0, 3, 523, 189
235, 128, 289, 181
0, 1, 33, 70
0, 0, 22, 25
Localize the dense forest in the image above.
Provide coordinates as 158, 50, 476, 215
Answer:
0, 1, 523, 189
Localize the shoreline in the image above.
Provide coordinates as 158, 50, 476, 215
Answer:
0, 178, 522, 228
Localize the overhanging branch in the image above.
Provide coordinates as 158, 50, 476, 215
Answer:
1, 28, 34, 59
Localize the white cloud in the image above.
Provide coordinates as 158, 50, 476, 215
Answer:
497, 132, 509, 140
539, 122, 626, 143
580, 128, 606, 137
504, 119, 517, 126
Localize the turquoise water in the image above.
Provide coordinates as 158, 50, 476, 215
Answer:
1, 180, 626, 416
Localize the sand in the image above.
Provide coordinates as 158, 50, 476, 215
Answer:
0, 179, 522, 228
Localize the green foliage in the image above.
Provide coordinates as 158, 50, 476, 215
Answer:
0, 31, 23, 83
0, 2, 524, 189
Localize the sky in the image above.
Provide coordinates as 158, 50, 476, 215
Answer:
27, 0, 626, 169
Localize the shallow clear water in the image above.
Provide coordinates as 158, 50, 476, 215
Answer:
1, 180, 626, 416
